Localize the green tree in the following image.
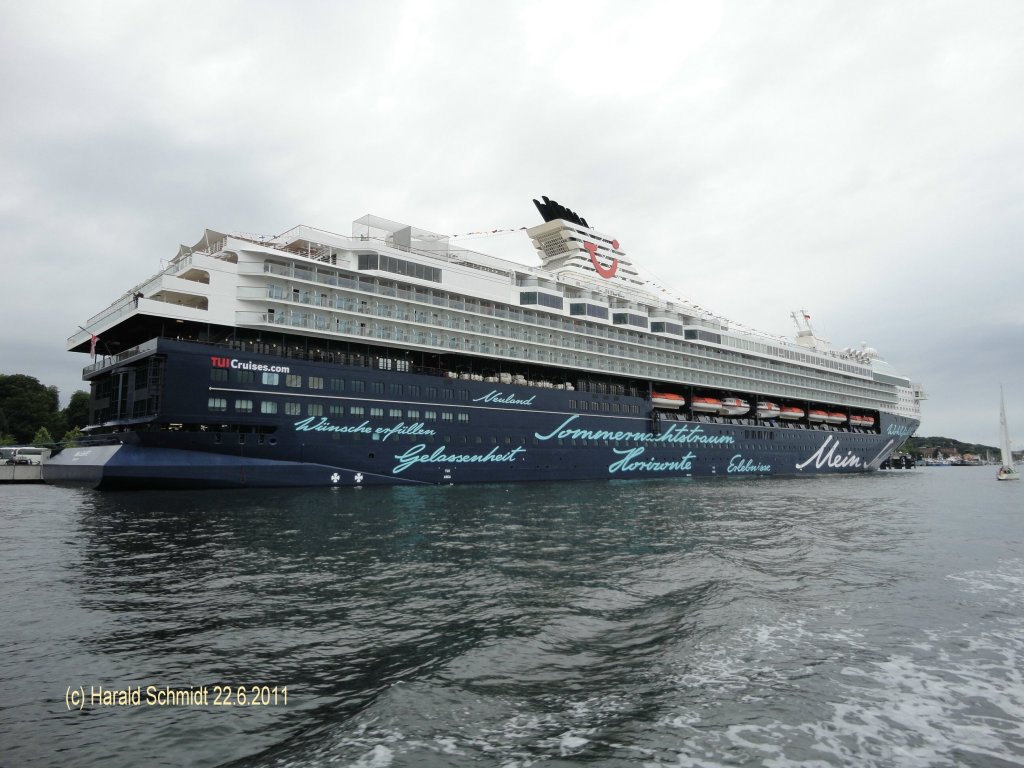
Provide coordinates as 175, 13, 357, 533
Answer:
32, 426, 54, 445
0, 374, 62, 444
62, 390, 90, 429
61, 426, 84, 444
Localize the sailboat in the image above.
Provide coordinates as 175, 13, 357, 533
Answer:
996, 386, 1019, 481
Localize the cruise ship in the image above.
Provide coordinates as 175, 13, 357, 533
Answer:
44, 197, 924, 489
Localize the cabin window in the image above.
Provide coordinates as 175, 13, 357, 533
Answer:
261, 401, 278, 415
570, 302, 609, 319
208, 398, 227, 412
262, 372, 279, 385
358, 253, 441, 282
520, 291, 564, 309
285, 403, 301, 416
612, 312, 648, 328
235, 399, 253, 414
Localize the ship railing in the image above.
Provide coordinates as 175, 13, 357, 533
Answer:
68, 298, 139, 347
240, 294, 888, 404
81, 338, 160, 377
253, 230, 875, 375
259, 257, 760, 350
247, 273, 889, 398
247, 293, 873, 387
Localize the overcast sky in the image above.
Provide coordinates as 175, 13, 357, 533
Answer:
1, 1, 1022, 446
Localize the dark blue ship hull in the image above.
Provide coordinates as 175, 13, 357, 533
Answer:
43, 339, 918, 490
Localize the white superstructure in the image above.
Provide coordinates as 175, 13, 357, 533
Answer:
68, 204, 924, 422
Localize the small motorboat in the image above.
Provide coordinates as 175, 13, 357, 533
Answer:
691, 395, 723, 414
778, 406, 805, 420
718, 397, 750, 416
756, 401, 781, 419
651, 392, 685, 409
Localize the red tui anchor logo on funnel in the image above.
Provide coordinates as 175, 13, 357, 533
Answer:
583, 240, 619, 279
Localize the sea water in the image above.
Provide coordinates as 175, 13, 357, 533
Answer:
0, 467, 1021, 767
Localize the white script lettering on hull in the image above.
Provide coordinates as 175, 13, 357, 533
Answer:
795, 435, 864, 471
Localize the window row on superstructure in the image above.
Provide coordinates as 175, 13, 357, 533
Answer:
235, 258, 899, 410
254, 250, 873, 377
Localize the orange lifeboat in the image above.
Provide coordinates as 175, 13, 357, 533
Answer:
651, 392, 685, 409
779, 406, 805, 420
691, 395, 723, 414
807, 409, 828, 423
756, 401, 781, 419
850, 414, 866, 427
825, 412, 847, 425
861, 415, 875, 428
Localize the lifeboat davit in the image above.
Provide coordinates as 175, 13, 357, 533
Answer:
779, 406, 805, 420
691, 395, 723, 414
756, 401, 781, 419
651, 392, 685, 409
718, 397, 750, 416
807, 409, 829, 423
825, 412, 847, 425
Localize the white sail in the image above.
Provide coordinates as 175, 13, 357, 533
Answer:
1000, 387, 1014, 468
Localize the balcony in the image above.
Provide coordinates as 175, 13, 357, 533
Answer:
81, 338, 159, 378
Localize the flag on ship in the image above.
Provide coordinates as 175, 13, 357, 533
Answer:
450, 226, 528, 239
